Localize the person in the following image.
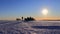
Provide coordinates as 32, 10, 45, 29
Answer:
22, 17, 23, 21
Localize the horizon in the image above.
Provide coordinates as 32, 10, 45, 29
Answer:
0, 0, 60, 20
0, 17, 60, 20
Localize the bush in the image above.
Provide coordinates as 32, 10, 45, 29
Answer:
16, 18, 21, 21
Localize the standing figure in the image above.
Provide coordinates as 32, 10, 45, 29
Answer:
22, 17, 23, 21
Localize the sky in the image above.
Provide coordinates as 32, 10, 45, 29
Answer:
0, 0, 60, 20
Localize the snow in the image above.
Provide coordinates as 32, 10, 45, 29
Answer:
0, 20, 60, 34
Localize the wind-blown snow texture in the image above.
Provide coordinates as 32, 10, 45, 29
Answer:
0, 20, 60, 34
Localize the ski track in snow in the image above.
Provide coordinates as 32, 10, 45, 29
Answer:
0, 21, 60, 34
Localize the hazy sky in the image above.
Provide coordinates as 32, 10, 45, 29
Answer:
0, 0, 60, 20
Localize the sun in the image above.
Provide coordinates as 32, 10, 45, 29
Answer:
42, 8, 48, 15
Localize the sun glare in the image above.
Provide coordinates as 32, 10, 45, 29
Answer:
42, 8, 48, 16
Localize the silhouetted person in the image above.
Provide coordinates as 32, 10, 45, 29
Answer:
22, 17, 23, 21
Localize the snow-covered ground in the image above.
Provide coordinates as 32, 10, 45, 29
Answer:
0, 20, 60, 34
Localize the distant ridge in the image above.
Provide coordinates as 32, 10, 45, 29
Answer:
42, 19, 60, 21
